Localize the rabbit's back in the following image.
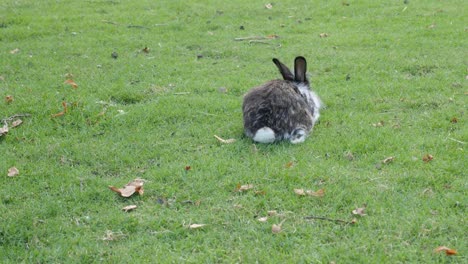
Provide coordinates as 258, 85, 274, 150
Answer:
243, 80, 313, 141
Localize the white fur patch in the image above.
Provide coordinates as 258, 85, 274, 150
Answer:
253, 127, 276, 143
297, 83, 322, 124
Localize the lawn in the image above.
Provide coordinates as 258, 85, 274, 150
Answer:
1, 0, 466, 262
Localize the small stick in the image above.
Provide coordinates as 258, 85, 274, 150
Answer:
447, 137, 466, 144
1, 113, 31, 122
304, 215, 353, 224
248, 40, 272, 45
234, 36, 268, 41
102, 20, 119, 25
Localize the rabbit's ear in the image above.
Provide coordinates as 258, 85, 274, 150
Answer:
294, 56, 307, 83
273, 58, 294, 81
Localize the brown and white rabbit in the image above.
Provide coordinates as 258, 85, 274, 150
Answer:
242, 56, 322, 144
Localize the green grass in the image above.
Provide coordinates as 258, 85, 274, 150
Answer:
1, 0, 466, 262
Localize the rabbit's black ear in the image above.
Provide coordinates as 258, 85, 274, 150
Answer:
273, 58, 294, 81
294, 56, 307, 83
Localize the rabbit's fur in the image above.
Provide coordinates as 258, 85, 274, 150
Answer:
242, 56, 322, 144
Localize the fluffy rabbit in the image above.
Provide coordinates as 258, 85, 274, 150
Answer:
242, 56, 322, 144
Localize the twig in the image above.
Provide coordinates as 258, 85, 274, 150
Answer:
1, 113, 31, 122
447, 137, 466, 145
102, 20, 119, 25
304, 215, 354, 224
234, 36, 268, 41
249, 40, 272, 45
102, 20, 149, 29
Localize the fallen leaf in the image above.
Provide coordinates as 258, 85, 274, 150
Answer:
51, 101, 68, 118
258, 217, 268, 222
64, 79, 78, 89
185, 165, 191, 171
189, 224, 206, 229
102, 230, 125, 241
8, 167, 19, 177
382, 156, 394, 164
271, 224, 282, 234
254, 190, 266, 196
422, 154, 434, 163
306, 189, 325, 197
372, 120, 385, 127
142, 47, 150, 53
122, 205, 137, 212
434, 246, 457, 255
294, 188, 306, 196
285, 161, 294, 168
11, 119, 23, 128
0, 123, 8, 136
265, 3, 273, 9
266, 34, 279, 39
236, 184, 254, 192
214, 135, 236, 144
267, 210, 277, 216
352, 205, 367, 216
295, 188, 325, 197
450, 117, 458, 123
10, 48, 20, 54
344, 151, 355, 161
5, 95, 13, 103
109, 178, 145, 197
319, 33, 329, 38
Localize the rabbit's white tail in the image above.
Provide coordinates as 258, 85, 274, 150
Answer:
253, 127, 275, 143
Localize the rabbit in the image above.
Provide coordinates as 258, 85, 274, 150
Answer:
242, 56, 322, 144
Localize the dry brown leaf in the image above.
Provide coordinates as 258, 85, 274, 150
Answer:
11, 119, 23, 128
434, 246, 457, 255
372, 120, 385, 127
271, 224, 282, 234
236, 183, 254, 192
258, 217, 268, 222
185, 165, 191, 171
306, 189, 325, 197
122, 205, 137, 212
8, 167, 19, 177
382, 156, 394, 164
294, 188, 306, 196
5, 95, 13, 103
10, 48, 20, 54
0, 123, 8, 136
64, 79, 78, 89
450, 117, 458, 123
102, 230, 125, 241
295, 188, 325, 197
142, 47, 150, 53
285, 161, 294, 168
109, 178, 145, 197
319, 33, 329, 38
189, 224, 206, 229
266, 34, 279, 39
267, 210, 277, 216
352, 205, 367, 216
51, 101, 68, 118
422, 154, 434, 163
214, 135, 236, 144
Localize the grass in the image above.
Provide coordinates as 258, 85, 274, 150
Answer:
1, 0, 466, 262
